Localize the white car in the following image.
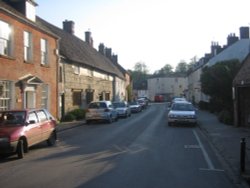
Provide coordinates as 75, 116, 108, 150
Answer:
85, 101, 118, 124
167, 101, 197, 126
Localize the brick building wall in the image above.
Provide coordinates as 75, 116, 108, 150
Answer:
0, 11, 59, 118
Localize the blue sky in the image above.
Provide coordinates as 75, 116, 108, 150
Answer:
36, 0, 250, 73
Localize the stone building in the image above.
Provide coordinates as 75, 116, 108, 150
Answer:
38, 18, 126, 117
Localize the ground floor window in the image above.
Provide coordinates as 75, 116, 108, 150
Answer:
105, 92, 110, 101
72, 90, 82, 106
0, 80, 12, 111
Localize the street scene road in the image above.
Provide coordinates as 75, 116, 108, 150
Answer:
0, 103, 247, 188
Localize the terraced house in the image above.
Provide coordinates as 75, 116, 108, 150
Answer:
0, 0, 129, 120
0, 0, 59, 117
37, 18, 127, 118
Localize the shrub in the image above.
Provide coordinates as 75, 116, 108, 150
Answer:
61, 109, 86, 122
70, 109, 86, 120
218, 110, 233, 125
61, 113, 76, 122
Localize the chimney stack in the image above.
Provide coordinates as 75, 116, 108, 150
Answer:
105, 48, 112, 59
240, 27, 249, 39
63, 20, 75, 35
99, 43, 105, 55
227, 33, 239, 46
85, 31, 93, 47
112, 54, 118, 64
211, 41, 222, 56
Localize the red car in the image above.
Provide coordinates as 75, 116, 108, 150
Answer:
0, 109, 57, 159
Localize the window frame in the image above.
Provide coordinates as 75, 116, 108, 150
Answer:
0, 20, 12, 57
40, 38, 48, 65
24, 31, 33, 62
41, 84, 49, 109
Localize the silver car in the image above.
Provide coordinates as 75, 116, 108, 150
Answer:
85, 101, 118, 124
167, 101, 197, 126
113, 101, 131, 118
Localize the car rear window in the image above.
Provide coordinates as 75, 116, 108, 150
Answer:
113, 102, 125, 108
172, 103, 194, 111
89, 102, 107, 109
0, 111, 26, 126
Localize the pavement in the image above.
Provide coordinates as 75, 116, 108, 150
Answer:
197, 110, 250, 187
56, 110, 250, 187
56, 120, 86, 132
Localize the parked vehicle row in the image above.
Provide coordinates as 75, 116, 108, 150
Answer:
0, 99, 149, 159
85, 99, 149, 124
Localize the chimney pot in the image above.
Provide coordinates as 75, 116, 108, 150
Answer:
85, 31, 93, 47
63, 20, 75, 35
240, 27, 249, 39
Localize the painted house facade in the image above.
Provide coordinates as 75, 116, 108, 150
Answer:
0, 0, 59, 117
147, 74, 188, 102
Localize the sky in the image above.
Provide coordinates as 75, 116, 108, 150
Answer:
35, 0, 250, 73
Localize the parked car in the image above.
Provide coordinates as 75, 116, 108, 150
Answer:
137, 98, 147, 109
0, 109, 57, 159
85, 101, 118, 124
129, 101, 142, 113
138, 97, 150, 105
167, 101, 197, 126
112, 101, 131, 118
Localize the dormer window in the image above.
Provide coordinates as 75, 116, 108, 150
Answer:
25, 1, 37, 22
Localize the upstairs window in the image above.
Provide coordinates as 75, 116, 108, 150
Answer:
73, 65, 80, 74
0, 20, 12, 56
24, 31, 32, 62
41, 38, 48, 65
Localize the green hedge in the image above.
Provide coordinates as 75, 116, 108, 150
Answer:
61, 109, 86, 122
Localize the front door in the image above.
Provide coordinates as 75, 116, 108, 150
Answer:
24, 86, 36, 108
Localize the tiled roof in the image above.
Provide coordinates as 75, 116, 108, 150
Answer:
206, 39, 250, 67
36, 17, 125, 79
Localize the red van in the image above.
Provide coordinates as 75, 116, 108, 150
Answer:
154, 95, 164, 102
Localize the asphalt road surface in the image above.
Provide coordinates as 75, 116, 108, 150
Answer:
0, 103, 241, 188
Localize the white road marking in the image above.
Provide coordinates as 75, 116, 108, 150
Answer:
193, 130, 224, 172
